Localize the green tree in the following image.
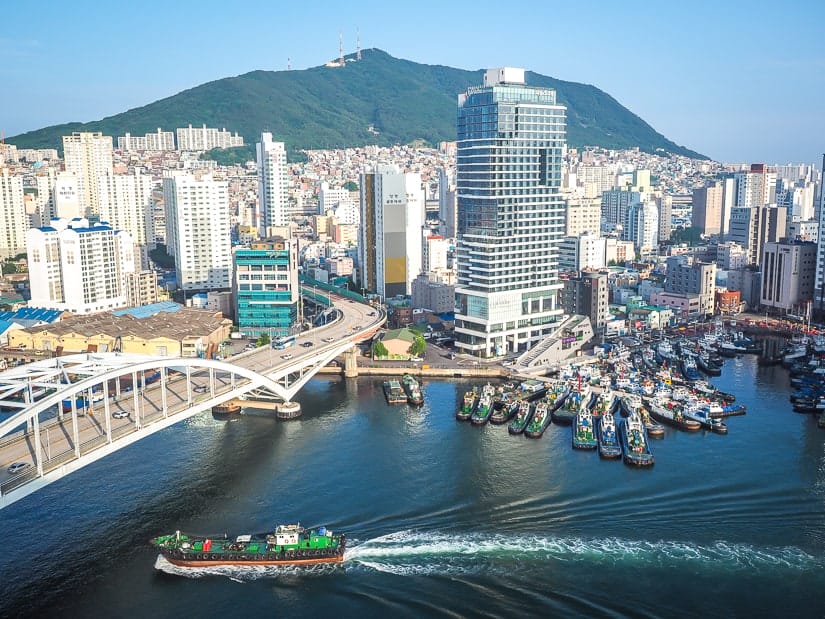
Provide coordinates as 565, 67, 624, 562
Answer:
2, 262, 16, 275
256, 333, 271, 347
372, 341, 388, 358
408, 335, 426, 357
343, 180, 358, 192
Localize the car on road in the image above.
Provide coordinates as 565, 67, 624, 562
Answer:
243, 343, 257, 351
7, 462, 31, 474
281, 353, 293, 360
322, 337, 335, 343
410, 356, 423, 362
193, 384, 208, 393
112, 410, 129, 419
301, 342, 313, 347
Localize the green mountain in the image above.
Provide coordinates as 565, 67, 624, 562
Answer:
8, 49, 705, 159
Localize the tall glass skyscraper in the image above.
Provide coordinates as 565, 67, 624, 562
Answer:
455, 68, 567, 357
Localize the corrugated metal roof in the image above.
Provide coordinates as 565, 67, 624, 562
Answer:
112, 301, 182, 319
0, 307, 63, 323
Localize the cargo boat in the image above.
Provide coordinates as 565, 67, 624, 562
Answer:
620, 412, 655, 467
151, 523, 345, 567
456, 390, 477, 421
383, 380, 407, 404
507, 400, 534, 435
402, 374, 424, 406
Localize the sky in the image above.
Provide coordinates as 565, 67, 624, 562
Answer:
2, 0, 823, 165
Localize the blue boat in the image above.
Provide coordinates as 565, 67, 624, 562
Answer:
597, 411, 622, 459
620, 413, 655, 467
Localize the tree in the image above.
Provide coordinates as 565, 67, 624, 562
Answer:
343, 180, 358, 192
2, 262, 16, 275
407, 335, 426, 357
372, 341, 388, 358
256, 333, 271, 347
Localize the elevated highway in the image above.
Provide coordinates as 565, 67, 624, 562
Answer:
0, 293, 385, 510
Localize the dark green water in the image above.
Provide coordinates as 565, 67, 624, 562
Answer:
1, 355, 824, 618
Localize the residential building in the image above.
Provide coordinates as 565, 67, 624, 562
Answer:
98, 170, 154, 267
163, 172, 231, 291
454, 67, 566, 357
760, 240, 816, 312
560, 272, 609, 334
604, 238, 636, 264
318, 182, 354, 215
62, 131, 113, 216
359, 164, 425, 298
27, 218, 136, 314
233, 237, 299, 338
117, 129, 176, 151
125, 270, 160, 308
716, 242, 749, 271
626, 200, 658, 253
0, 169, 28, 259
728, 205, 787, 267
657, 195, 672, 242
720, 176, 736, 237
176, 124, 243, 151
256, 133, 289, 234
601, 188, 641, 234
735, 163, 775, 207
558, 233, 606, 271
787, 220, 818, 243
423, 234, 450, 272
664, 255, 716, 316
438, 167, 457, 238
692, 182, 723, 235
412, 273, 455, 313
564, 196, 601, 236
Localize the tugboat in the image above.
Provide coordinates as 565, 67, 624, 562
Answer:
619, 393, 663, 437
679, 354, 702, 382
597, 411, 622, 459
544, 380, 571, 412
620, 412, 655, 467
383, 380, 407, 404
553, 378, 591, 425
647, 397, 701, 431
508, 400, 534, 435
401, 374, 424, 406
456, 390, 477, 421
572, 406, 597, 450
683, 402, 728, 434
524, 401, 551, 438
212, 400, 242, 417
151, 523, 346, 567
490, 390, 520, 424
590, 389, 617, 418
471, 384, 495, 425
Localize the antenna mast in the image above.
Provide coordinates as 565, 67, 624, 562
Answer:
287, 57, 291, 71
356, 29, 361, 60
339, 31, 344, 66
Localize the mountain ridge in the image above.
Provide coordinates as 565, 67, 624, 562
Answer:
8, 48, 705, 159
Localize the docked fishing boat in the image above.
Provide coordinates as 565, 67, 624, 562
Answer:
456, 390, 477, 421
679, 354, 702, 382
620, 393, 664, 438
620, 412, 655, 467
572, 406, 597, 450
544, 380, 571, 411
597, 411, 622, 459
553, 381, 591, 425
647, 397, 702, 431
401, 374, 424, 406
524, 401, 551, 438
590, 389, 617, 418
696, 351, 722, 376
151, 523, 346, 567
383, 380, 407, 404
508, 400, 534, 435
490, 390, 520, 424
683, 403, 728, 434
471, 384, 495, 425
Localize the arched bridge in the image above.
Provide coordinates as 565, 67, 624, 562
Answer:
0, 294, 385, 510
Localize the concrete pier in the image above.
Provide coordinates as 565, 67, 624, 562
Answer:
343, 348, 358, 378
275, 401, 302, 419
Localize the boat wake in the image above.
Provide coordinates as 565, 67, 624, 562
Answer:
344, 530, 822, 576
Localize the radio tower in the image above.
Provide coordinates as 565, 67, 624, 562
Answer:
338, 31, 344, 66
356, 29, 361, 61
287, 57, 291, 71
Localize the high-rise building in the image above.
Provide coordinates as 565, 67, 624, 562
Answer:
664, 255, 716, 316
176, 124, 243, 151
125, 270, 160, 308
728, 205, 786, 266
256, 133, 289, 235
98, 170, 154, 266
692, 182, 723, 235
760, 240, 817, 312
358, 164, 425, 298
558, 233, 606, 272
564, 196, 601, 236
454, 68, 566, 357
656, 195, 673, 242
560, 272, 609, 335
626, 200, 659, 252
163, 172, 231, 291
720, 177, 736, 237
27, 218, 135, 314
735, 164, 775, 207
233, 238, 299, 337
601, 188, 641, 234
0, 168, 29, 259
62, 132, 113, 216
438, 167, 457, 238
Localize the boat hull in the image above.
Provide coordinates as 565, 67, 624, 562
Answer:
160, 552, 344, 567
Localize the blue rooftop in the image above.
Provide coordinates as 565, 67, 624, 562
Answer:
112, 301, 183, 319
0, 307, 63, 323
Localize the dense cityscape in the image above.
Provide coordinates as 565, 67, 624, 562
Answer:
0, 31, 823, 619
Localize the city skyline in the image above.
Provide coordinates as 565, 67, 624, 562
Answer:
1, 0, 823, 166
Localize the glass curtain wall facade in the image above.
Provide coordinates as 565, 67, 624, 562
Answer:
455, 69, 567, 357
233, 238, 299, 338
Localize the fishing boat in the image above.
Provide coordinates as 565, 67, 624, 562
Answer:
524, 401, 551, 438
553, 380, 591, 425
620, 412, 655, 467
597, 411, 622, 459
679, 354, 702, 382
508, 400, 534, 435
383, 380, 407, 404
590, 389, 617, 418
151, 523, 346, 567
647, 397, 702, 431
620, 393, 664, 438
572, 406, 597, 450
544, 380, 571, 411
401, 374, 424, 406
471, 384, 495, 425
683, 402, 728, 434
696, 351, 722, 376
456, 390, 477, 421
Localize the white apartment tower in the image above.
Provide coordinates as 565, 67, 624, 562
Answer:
455, 68, 566, 357
62, 132, 113, 216
626, 200, 659, 253
163, 172, 231, 291
256, 133, 289, 234
98, 170, 155, 266
27, 218, 136, 314
359, 164, 426, 298
0, 169, 29, 259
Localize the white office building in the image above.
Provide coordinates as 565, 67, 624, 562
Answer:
163, 172, 231, 291
256, 133, 289, 234
626, 200, 659, 253
0, 169, 28, 259
62, 132, 114, 216
27, 218, 136, 314
558, 233, 607, 272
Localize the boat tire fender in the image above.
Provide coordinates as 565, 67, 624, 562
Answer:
229, 554, 237, 560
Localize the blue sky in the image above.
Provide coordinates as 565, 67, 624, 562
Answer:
2, 0, 823, 164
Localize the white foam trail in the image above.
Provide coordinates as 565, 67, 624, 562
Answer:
344, 530, 820, 575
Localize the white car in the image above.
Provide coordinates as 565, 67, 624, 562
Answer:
112, 410, 129, 419
7, 462, 31, 474
322, 337, 335, 343
281, 353, 293, 360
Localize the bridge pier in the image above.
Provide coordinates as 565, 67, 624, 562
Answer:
343, 347, 358, 378
276, 401, 302, 420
